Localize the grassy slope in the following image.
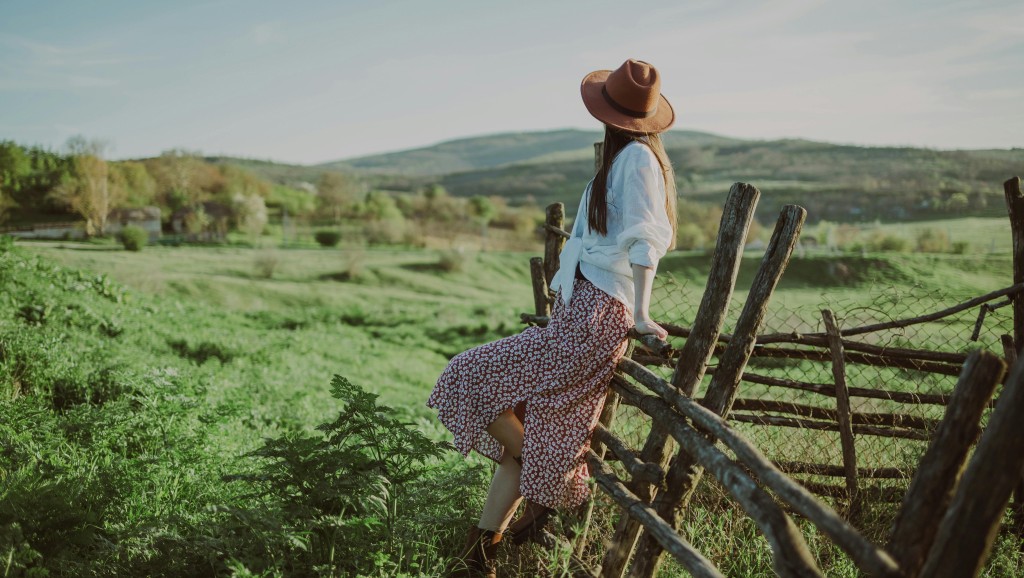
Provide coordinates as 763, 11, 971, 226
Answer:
6, 241, 1021, 575
21, 243, 532, 412
0, 243, 508, 575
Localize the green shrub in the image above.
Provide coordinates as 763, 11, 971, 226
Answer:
438, 249, 467, 272
314, 230, 342, 247
916, 227, 950, 253
227, 375, 459, 576
119, 226, 148, 252
867, 233, 909, 252
254, 250, 279, 278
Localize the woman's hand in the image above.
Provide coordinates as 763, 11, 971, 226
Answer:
633, 318, 668, 340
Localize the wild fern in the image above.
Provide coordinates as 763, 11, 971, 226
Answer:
228, 375, 450, 576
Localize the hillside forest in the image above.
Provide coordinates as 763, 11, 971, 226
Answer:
1, 130, 1021, 253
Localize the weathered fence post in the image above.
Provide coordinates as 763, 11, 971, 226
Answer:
919, 355, 1024, 578
821, 308, 859, 514
529, 256, 549, 316
600, 182, 760, 578
543, 203, 566, 287
631, 204, 806, 578
572, 379, 624, 558
886, 350, 1007, 576
1005, 176, 1023, 355
1003, 176, 1024, 539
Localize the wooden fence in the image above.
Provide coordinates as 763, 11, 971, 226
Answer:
515, 176, 1024, 577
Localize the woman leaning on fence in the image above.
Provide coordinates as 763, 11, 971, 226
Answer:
427, 58, 678, 578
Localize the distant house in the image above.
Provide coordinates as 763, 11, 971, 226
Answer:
171, 201, 232, 241
107, 206, 162, 239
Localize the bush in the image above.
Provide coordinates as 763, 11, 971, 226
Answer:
867, 232, 909, 252
314, 230, 342, 247
675, 222, 706, 250
254, 251, 280, 279
438, 249, 467, 272
916, 227, 950, 253
120, 226, 148, 252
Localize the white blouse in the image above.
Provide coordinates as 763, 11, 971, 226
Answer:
550, 141, 674, 319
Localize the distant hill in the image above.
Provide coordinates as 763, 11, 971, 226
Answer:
428, 138, 1021, 223
317, 128, 741, 176
209, 129, 1023, 224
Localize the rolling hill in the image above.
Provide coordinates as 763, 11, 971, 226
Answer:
210, 129, 1022, 224
316, 128, 741, 176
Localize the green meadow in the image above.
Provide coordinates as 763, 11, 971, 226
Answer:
3, 224, 1022, 576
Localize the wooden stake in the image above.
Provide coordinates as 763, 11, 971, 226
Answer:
822, 308, 859, 511
920, 356, 1024, 578
600, 182, 760, 578
543, 203, 565, 287
529, 256, 549, 316
886, 350, 1006, 576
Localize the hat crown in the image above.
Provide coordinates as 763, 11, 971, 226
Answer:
605, 59, 661, 115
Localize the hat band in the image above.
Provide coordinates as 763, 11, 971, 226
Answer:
602, 85, 657, 119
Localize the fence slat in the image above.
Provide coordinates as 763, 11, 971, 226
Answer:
919, 356, 1024, 578
616, 362, 902, 577
610, 377, 822, 578
730, 398, 940, 430
772, 460, 904, 479
729, 369, 953, 406
662, 322, 971, 364
543, 203, 565, 286
586, 451, 725, 578
822, 309, 859, 506
728, 413, 929, 440
600, 182, 760, 578
633, 204, 806, 578
529, 256, 549, 316
592, 424, 664, 486
886, 350, 1007, 576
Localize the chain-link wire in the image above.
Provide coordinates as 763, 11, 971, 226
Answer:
610, 273, 1016, 539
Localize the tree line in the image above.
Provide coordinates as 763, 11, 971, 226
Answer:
0, 138, 544, 248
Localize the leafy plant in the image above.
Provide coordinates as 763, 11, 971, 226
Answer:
119, 225, 148, 252
228, 375, 451, 576
314, 230, 342, 248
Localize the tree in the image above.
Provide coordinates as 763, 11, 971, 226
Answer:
110, 161, 157, 208
150, 149, 207, 211
233, 192, 268, 239
0, 142, 23, 223
50, 137, 125, 236
317, 171, 362, 222
468, 195, 497, 248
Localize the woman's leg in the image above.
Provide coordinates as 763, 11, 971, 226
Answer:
477, 410, 525, 532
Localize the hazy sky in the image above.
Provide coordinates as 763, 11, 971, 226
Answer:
1, 0, 1021, 164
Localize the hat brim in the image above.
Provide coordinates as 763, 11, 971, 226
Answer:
581, 69, 675, 134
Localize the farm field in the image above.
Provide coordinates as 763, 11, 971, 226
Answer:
4, 235, 1023, 576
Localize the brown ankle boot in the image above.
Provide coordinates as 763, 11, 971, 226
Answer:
507, 500, 554, 545
447, 526, 502, 578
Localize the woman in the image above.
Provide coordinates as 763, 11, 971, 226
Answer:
427, 58, 677, 577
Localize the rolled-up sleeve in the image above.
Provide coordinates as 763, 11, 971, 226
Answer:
615, 148, 673, 268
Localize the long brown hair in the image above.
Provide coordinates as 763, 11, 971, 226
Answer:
587, 125, 677, 249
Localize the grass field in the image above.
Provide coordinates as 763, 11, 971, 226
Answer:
4, 235, 1023, 576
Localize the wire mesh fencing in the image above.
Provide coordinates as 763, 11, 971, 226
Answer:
608, 269, 1016, 538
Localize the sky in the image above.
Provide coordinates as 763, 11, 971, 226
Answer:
0, 0, 1021, 164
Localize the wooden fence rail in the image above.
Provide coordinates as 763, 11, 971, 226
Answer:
511, 173, 1024, 577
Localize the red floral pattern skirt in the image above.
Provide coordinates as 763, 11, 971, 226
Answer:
427, 277, 632, 509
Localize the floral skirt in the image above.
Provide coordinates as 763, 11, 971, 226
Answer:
426, 276, 632, 509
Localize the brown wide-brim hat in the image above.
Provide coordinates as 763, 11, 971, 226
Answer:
581, 59, 675, 134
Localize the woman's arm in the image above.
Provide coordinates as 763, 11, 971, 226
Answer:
632, 262, 667, 339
